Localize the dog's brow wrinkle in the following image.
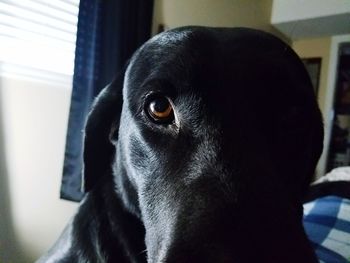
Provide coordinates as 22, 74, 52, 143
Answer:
175, 94, 204, 132
184, 132, 221, 184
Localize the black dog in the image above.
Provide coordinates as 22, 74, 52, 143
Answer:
38, 27, 323, 263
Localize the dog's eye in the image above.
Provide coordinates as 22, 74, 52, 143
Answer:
146, 96, 174, 123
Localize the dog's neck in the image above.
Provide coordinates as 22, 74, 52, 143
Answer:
71, 180, 146, 263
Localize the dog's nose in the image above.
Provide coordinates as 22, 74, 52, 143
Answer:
147, 219, 237, 263
150, 246, 234, 263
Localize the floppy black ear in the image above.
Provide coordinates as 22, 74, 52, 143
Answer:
82, 69, 125, 192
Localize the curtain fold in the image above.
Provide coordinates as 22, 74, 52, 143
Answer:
61, 0, 154, 202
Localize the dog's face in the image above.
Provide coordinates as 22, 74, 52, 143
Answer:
84, 27, 323, 262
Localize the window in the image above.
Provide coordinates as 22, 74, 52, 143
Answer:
0, 0, 79, 85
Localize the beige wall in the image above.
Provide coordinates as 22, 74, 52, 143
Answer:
292, 38, 332, 178
292, 37, 332, 114
0, 77, 78, 262
152, 0, 287, 41
292, 36, 350, 178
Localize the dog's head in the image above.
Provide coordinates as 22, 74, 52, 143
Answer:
83, 27, 323, 262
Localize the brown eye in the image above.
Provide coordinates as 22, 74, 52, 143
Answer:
146, 96, 174, 123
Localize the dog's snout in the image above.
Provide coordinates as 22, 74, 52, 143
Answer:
144, 188, 240, 263
147, 221, 236, 263
151, 247, 234, 263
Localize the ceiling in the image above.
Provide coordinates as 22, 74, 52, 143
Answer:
271, 0, 350, 40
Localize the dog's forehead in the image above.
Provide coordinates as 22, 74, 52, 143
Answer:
126, 28, 196, 78
124, 28, 197, 98
133, 26, 289, 61
124, 27, 307, 103
147, 28, 193, 46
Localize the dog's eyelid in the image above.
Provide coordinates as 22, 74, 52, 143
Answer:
143, 90, 174, 100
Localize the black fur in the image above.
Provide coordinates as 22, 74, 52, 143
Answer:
37, 27, 323, 263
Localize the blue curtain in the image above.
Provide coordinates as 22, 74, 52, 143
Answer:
61, 0, 154, 202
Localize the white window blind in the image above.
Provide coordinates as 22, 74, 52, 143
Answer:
0, 0, 79, 85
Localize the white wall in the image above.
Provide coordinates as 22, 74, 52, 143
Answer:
271, 0, 350, 23
271, 0, 350, 39
0, 76, 78, 262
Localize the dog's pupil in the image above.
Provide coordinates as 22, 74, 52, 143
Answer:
151, 97, 170, 113
147, 96, 173, 121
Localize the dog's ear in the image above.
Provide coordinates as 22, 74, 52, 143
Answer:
82, 69, 125, 192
